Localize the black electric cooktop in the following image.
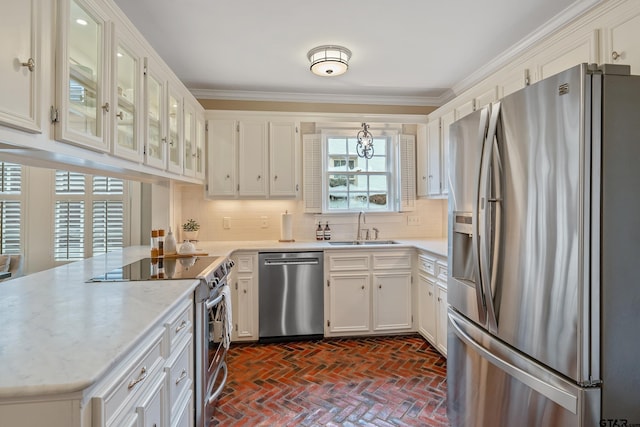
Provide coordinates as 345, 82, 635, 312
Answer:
88, 256, 220, 282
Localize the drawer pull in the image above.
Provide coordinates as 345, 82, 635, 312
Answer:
175, 320, 188, 333
127, 366, 147, 390
175, 369, 188, 385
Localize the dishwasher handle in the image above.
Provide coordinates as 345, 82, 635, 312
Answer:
263, 258, 320, 266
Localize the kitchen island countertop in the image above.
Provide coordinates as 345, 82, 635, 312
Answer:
0, 237, 446, 400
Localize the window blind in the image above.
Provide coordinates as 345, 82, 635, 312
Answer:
0, 162, 22, 254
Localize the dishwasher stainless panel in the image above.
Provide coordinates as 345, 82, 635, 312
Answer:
258, 252, 324, 340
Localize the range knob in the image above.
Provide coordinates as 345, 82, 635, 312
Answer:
209, 277, 220, 289
227, 259, 235, 269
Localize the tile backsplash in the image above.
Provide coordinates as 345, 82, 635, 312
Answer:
175, 185, 447, 242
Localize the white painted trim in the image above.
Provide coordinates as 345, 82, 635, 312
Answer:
190, 88, 448, 107
204, 110, 428, 124
451, 0, 605, 96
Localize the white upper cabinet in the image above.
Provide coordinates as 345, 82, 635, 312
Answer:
416, 124, 428, 198
207, 116, 299, 199
194, 111, 206, 180
207, 118, 237, 197
535, 30, 598, 82
0, 0, 42, 133
426, 110, 454, 198
602, 3, 640, 74
112, 29, 143, 162
143, 56, 167, 170
269, 121, 298, 197
238, 120, 267, 197
56, 0, 112, 151
182, 101, 196, 177
166, 84, 183, 174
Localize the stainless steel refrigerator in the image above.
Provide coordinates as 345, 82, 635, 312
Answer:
447, 63, 640, 427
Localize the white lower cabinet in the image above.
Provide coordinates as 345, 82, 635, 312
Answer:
231, 251, 259, 341
325, 249, 413, 337
416, 251, 448, 357
136, 371, 167, 427
417, 273, 437, 344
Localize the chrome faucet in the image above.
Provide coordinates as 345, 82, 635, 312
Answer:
357, 211, 366, 241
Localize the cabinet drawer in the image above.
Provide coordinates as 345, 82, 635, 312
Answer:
372, 251, 413, 270
166, 299, 193, 351
418, 254, 436, 276
136, 371, 166, 427
165, 334, 193, 418
235, 253, 255, 273
172, 390, 193, 427
95, 328, 165, 426
436, 261, 448, 281
328, 253, 370, 271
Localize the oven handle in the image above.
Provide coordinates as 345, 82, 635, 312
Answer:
205, 291, 225, 310
206, 361, 228, 405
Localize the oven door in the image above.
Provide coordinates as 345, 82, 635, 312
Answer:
204, 284, 230, 424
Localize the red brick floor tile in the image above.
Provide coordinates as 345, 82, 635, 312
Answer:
210, 335, 448, 426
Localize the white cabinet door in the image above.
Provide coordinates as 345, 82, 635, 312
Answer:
418, 274, 437, 345
372, 272, 412, 332
0, 0, 41, 132
604, 7, 640, 74
499, 67, 529, 99
436, 283, 448, 356
135, 372, 166, 427
328, 273, 370, 334
194, 112, 206, 180
535, 31, 597, 81
416, 124, 428, 197
166, 84, 183, 174
182, 101, 196, 177
269, 121, 298, 197
56, 0, 112, 151
238, 120, 267, 197
207, 119, 237, 197
144, 57, 167, 170
112, 32, 143, 162
232, 252, 258, 341
440, 110, 454, 196
426, 118, 441, 197
455, 99, 475, 120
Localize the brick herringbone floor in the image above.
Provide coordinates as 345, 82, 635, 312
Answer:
211, 335, 448, 426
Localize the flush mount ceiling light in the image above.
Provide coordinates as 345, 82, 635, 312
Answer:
307, 45, 351, 77
356, 122, 374, 159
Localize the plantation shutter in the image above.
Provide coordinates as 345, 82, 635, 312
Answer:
399, 134, 416, 212
0, 162, 22, 254
303, 134, 322, 213
55, 171, 85, 260
92, 176, 125, 254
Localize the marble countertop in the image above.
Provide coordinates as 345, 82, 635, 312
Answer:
0, 237, 446, 399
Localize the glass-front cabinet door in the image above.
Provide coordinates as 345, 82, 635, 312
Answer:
144, 57, 165, 169
183, 102, 195, 177
112, 36, 142, 161
167, 85, 182, 174
195, 112, 206, 179
57, 0, 111, 151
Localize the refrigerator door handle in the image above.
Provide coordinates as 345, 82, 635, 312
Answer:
448, 309, 579, 414
478, 101, 501, 334
472, 107, 491, 326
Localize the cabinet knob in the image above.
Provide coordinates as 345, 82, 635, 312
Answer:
428, 291, 433, 296
274, 175, 278, 180
243, 289, 247, 294
21, 58, 35, 72
378, 284, 382, 289
361, 285, 365, 290
116, 111, 124, 120
225, 174, 230, 179
101, 102, 110, 113
257, 175, 261, 180
422, 176, 426, 180
612, 51, 622, 60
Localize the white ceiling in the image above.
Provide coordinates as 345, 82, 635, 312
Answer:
112, 0, 600, 106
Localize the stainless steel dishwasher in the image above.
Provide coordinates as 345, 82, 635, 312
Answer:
258, 251, 324, 341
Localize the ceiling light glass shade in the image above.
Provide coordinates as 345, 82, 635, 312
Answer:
307, 45, 351, 77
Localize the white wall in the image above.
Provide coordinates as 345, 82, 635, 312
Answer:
175, 184, 446, 242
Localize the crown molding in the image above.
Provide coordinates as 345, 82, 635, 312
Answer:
190, 88, 446, 107
451, 0, 604, 96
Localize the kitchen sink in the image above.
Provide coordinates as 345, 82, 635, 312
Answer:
328, 240, 398, 245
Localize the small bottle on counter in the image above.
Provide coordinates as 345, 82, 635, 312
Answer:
323, 222, 331, 240
316, 222, 324, 241
158, 229, 165, 256
164, 227, 177, 255
150, 229, 159, 258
